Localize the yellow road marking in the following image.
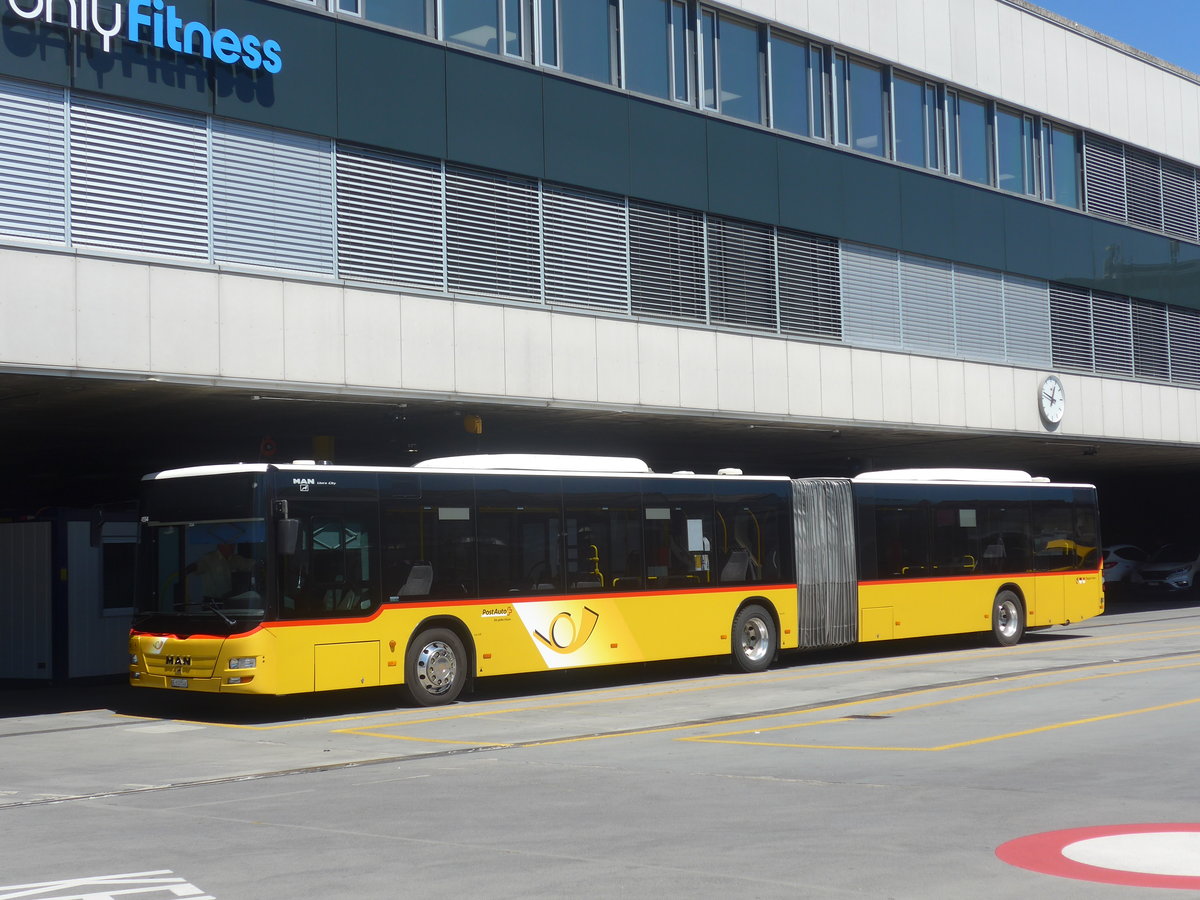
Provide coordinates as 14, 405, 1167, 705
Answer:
682, 658, 1200, 751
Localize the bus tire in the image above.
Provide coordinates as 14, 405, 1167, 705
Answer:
731, 604, 777, 673
404, 628, 467, 706
991, 590, 1025, 647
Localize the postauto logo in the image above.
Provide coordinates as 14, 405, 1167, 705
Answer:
6, 0, 284, 73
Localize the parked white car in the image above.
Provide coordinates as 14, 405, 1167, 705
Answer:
1137, 543, 1200, 595
1102, 544, 1148, 585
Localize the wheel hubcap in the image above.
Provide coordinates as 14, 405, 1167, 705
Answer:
740, 616, 769, 662
416, 641, 457, 694
997, 600, 1018, 638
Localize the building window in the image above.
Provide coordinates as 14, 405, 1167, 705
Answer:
892, 73, 928, 168
768, 31, 810, 136
541, 0, 616, 84
996, 107, 1036, 195
624, 0, 689, 101
847, 58, 885, 156
443, 0, 523, 56
355, 0, 431, 34
700, 9, 763, 123
444, 0, 501, 52
948, 91, 990, 185
1043, 123, 1080, 209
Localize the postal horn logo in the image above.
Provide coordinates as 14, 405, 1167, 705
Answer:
533, 606, 599, 654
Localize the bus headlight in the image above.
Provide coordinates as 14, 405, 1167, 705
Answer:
130, 654, 138, 666
228, 657, 258, 670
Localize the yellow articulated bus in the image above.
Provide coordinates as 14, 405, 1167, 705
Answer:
128, 456, 1103, 705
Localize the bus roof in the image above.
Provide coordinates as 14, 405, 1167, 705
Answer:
143, 458, 792, 482
851, 468, 1095, 487
414, 454, 653, 473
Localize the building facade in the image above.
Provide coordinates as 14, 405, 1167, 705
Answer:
3, 0, 1200, 676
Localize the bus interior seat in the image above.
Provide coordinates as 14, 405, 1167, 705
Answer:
398, 562, 433, 596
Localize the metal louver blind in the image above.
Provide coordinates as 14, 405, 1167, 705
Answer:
1132, 300, 1170, 380
1168, 306, 1200, 384
213, 120, 335, 275
629, 201, 706, 323
1049, 283, 1093, 371
1161, 159, 1198, 242
445, 166, 540, 301
899, 253, 954, 354
542, 184, 630, 313
1001, 274, 1052, 367
1091, 290, 1133, 377
1124, 147, 1164, 232
0, 78, 66, 243
840, 243, 901, 349
777, 228, 840, 339
70, 97, 209, 259
952, 264, 1006, 363
1083, 134, 1127, 221
707, 216, 777, 331
336, 146, 444, 289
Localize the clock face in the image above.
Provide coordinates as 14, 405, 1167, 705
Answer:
1040, 376, 1065, 425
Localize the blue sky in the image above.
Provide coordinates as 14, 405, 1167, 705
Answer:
1033, 1, 1200, 74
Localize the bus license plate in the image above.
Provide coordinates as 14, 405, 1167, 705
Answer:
170, 678, 188, 689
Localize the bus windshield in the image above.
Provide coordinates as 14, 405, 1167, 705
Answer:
135, 473, 269, 630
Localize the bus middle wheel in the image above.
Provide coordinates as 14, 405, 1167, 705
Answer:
405, 627, 467, 706
731, 604, 777, 673
991, 590, 1025, 647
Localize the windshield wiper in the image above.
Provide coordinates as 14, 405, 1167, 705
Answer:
203, 600, 237, 626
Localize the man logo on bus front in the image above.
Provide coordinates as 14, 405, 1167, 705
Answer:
533, 606, 599, 654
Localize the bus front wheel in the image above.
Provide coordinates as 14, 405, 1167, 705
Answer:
405, 628, 467, 706
991, 590, 1025, 647
731, 604, 777, 673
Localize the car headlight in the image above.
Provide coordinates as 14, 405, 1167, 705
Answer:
1167, 568, 1193, 586
228, 657, 257, 670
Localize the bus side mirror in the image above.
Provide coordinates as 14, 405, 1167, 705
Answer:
277, 518, 300, 556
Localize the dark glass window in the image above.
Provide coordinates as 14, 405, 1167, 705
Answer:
847, 59, 885, 156
280, 502, 381, 618
102, 542, 137, 611
833, 53, 849, 145
642, 483, 715, 587
810, 45, 827, 139
625, 0, 671, 99
562, 478, 644, 591
671, 1, 689, 101
540, 0, 558, 65
996, 107, 1035, 195
714, 486, 791, 584
925, 84, 940, 169
700, 9, 717, 109
476, 476, 564, 597
892, 73, 926, 167
444, 0, 500, 52
1044, 123, 1080, 208
560, 0, 616, 84
711, 13, 762, 123
504, 0, 525, 56
958, 94, 991, 185
770, 33, 809, 136
361, 0, 428, 33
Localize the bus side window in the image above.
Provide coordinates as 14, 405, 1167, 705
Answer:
562, 479, 643, 592
642, 483, 714, 587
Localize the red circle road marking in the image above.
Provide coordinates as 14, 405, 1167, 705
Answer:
997, 825, 1200, 888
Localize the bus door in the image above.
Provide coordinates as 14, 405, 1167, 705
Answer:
1029, 493, 1073, 626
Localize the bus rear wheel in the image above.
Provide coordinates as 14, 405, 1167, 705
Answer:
405, 628, 467, 706
731, 604, 777, 673
991, 590, 1025, 647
